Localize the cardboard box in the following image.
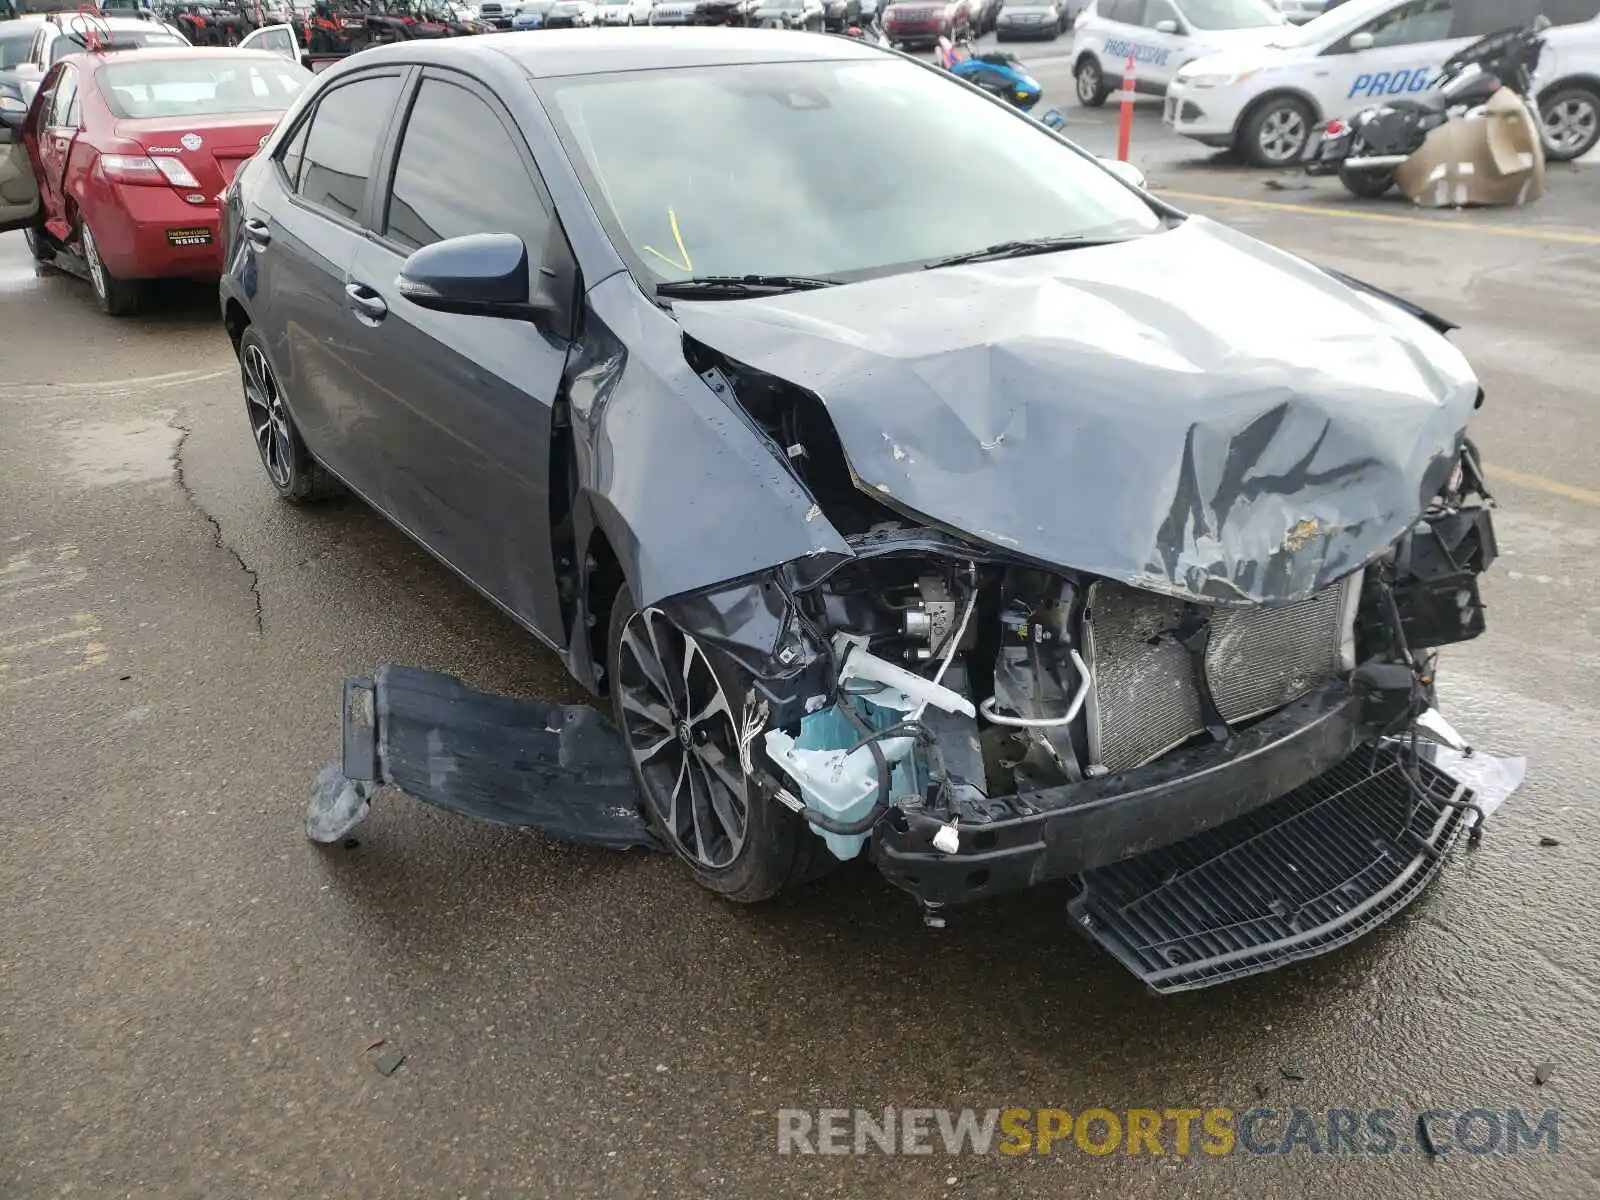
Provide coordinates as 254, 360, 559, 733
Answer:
1394, 87, 1547, 209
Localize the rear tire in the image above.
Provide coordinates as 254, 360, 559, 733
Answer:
23, 221, 54, 264
80, 220, 141, 316
606, 582, 832, 902
237, 327, 345, 504
1338, 164, 1396, 199
1074, 55, 1108, 108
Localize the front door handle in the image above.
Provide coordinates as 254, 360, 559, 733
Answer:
243, 217, 271, 249
345, 281, 388, 322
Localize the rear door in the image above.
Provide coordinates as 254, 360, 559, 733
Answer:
343, 69, 576, 635
244, 68, 408, 491
34, 63, 79, 231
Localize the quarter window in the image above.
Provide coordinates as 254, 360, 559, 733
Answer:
383, 77, 550, 253
294, 74, 402, 221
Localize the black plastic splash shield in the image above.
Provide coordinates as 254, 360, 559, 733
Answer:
1068, 754, 1471, 994
339, 666, 658, 849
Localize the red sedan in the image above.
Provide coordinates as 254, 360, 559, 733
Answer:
0, 46, 310, 315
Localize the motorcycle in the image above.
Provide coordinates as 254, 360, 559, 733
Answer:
1304, 22, 1548, 201
934, 35, 1042, 113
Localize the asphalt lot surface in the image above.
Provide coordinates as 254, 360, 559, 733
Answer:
3, 46, 1600, 1198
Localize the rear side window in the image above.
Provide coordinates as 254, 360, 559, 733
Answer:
383, 77, 550, 253
293, 74, 402, 221
1542, 0, 1600, 24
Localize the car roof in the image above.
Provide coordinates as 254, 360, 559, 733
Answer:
65, 45, 295, 71
353, 26, 886, 78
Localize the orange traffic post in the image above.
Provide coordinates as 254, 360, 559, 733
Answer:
1117, 52, 1136, 162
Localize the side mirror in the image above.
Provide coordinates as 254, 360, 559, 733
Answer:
1153, 17, 1177, 33
1099, 157, 1147, 189
396, 232, 557, 322
1348, 30, 1374, 51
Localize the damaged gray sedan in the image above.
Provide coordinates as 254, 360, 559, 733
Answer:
221, 28, 1509, 991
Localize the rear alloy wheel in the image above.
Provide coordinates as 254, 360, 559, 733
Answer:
1075, 56, 1108, 108
80, 221, 141, 316
238, 327, 345, 504
1541, 86, 1600, 163
608, 583, 830, 901
1240, 95, 1315, 168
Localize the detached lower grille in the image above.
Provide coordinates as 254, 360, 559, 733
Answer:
1083, 575, 1359, 774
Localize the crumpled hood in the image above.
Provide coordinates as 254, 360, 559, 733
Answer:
673, 215, 1480, 606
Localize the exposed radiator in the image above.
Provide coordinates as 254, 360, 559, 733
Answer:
1083, 574, 1360, 775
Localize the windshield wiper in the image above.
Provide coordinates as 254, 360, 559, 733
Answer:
923, 236, 1126, 270
655, 274, 839, 299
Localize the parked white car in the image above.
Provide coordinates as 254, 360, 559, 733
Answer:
595, 0, 654, 20
1164, 0, 1600, 166
1071, 0, 1289, 111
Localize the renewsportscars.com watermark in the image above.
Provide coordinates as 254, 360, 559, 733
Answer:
777, 1107, 1561, 1158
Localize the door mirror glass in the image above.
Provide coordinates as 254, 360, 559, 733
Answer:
1348, 30, 1374, 50
1153, 17, 1177, 32
397, 232, 556, 321
1099, 157, 1147, 189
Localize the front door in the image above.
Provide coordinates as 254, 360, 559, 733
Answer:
32, 63, 78, 237
238, 22, 304, 63
342, 71, 572, 635
1317, 0, 1471, 117
0, 113, 39, 233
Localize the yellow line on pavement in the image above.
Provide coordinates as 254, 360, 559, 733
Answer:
1489, 465, 1600, 507
1158, 189, 1600, 246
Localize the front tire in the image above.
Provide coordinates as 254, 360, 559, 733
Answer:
237, 327, 345, 504
80, 220, 141, 316
1338, 164, 1396, 199
607, 583, 829, 902
1239, 94, 1315, 168
1541, 85, 1600, 163
1074, 55, 1108, 108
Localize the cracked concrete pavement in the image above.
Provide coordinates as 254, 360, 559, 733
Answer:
2, 129, 1599, 1197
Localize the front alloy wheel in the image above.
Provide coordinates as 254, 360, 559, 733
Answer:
1542, 87, 1600, 163
1242, 97, 1313, 168
606, 584, 831, 901
617, 605, 749, 870
1075, 57, 1107, 107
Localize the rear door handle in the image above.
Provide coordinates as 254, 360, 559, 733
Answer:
345, 281, 388, 322
243, 217, 271, 249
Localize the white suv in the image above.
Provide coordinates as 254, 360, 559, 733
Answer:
12, 13, 189, 104
1165, 0, 1600, 166
1072, 0, 1290, 109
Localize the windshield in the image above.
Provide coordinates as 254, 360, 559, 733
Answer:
0, 28, 34, 70
1174, 0, 1282, 30
541, 59, 1164, 286
97, 56, 312, 117
1264, 0, 1389, 46
52, 29, 187, 63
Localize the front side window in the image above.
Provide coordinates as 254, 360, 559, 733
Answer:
1173, 0, 1282, 29
1360, 0, 1454, 47
294, 74, 401, 221
541, 58, 1165, 287
384, 78, 550, 253
97, 57, 311, 118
